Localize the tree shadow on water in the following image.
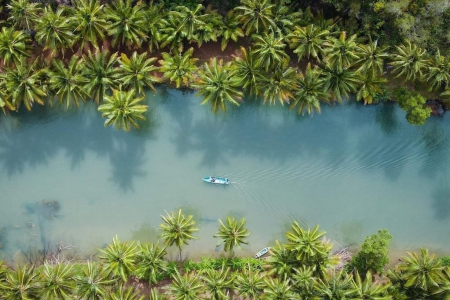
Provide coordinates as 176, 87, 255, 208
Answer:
432, 186, 450, 221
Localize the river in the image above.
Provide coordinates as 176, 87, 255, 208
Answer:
0, 87, 449, 263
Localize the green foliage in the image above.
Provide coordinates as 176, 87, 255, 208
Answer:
74, 262, 114, 299
373, 84, 391, 103
158, 48, 198, 89
394, 87, 431, 125
98, 236, 137, 282
134, 243, 168, 284
214, 217, 251, 256
183, 257, 263, 273
0, 265, 40, 300
164, 269, 204, 300
348, 229, 392, 276
200, 265, 234, 299
441, 256, 450, 266
39, 263, 75, 300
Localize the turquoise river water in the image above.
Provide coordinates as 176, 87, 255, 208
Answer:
0, 87, 449, 263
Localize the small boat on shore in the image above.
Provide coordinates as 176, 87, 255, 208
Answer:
203, 176, 230, 185
254, 247, 271, 258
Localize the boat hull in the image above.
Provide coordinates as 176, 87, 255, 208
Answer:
254, 247, 271, 258
203, 176, 230, 185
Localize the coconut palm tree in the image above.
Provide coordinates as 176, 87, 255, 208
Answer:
291, 266, 315, 299
134, 243, 168, 284
7, 0, 42, 30
0, 27, 31, 67
105, 284, 144, 300
35, 7, 75, 57
4, 61, 47, 111
425, 49, 450, 91
356, 74, 387, 105
98, 88, 147, 132
70, 0, 108, 49
272, 0, 301, 36
148, 288, 168, 300
230, 47, 261, 96
251, 30, 289, 72
104, 0, 147, 48
258, 60, 297, 105
159, 48, 198, 88
235, 0, 275, 35
264, 277, 298, 299
160, 209, 199, 261
351, 271, 391, 300
313, 270, 354, 300
192, 58, 243, 114
99, 236, 137, 282
266, 241, 297, 279
221, 11, 244, 51
234, 265, 265, 299
290, 63, 329, 115
390, 41, 429, 82
398, 248, 445, 294
201, 265, 234, 300
193, 10, 222, 48
0, 265, 40, 300
159, 16, 187, 53
169, 4, 207, 42
354, 39, 389, 77
82, 50, 120, 104
75, 262, 114, 300
142, 3, 165, 53
118, 52, 159, 95
39, 263, 76, 300
321, 63, 361, 103
214, 217, 251, 257
164, 269, 204, 300
286, 24, 329, 61
47, 56, 88, 108
324, 31, 359, 72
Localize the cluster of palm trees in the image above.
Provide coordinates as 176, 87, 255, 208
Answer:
0, 0, 448, 129
1, 208, 449, 299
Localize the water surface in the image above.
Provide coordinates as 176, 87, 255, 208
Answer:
0, 88, 449, 262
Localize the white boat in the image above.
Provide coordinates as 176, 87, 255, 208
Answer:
254, 247, 271, 258
203, 176, 230, 185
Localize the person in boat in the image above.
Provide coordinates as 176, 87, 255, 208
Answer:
211, 177, 215, 183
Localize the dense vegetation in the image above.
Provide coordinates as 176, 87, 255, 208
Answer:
0, 0, 448, 128
1, 209, 450, 299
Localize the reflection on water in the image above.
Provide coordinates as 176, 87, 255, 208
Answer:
1, 88, 450, 263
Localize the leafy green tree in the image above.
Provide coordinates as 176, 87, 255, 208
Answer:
201, 265, 234, 300
142, 3, 165, 53
35, 7, 75, 56
0, 265, 40, 300
148, 288, 168, 300
159, 15, 187, 53
425, 49, 450, 92
158, 48, 198, 88
286, 24, 329, 61
348, 229, 392, 276
70, 0, 108, 49
351, 271, 391, 300
390, 41, 429, 82
272, 0, 301, 36
82, 50, 119, 104
160, 209, 199, 261
234, 265, 265, 299
4, 62, 47, 111
394, 87, 431, 125
263, 277, 298, 299
192, 8, 222, 48
105, 284, 144, 300
47, 56, 88, 108
221, 11, 244, 51
39, 263, 76, 300
354, 39, 389, 77
235, 0, 275, 35
99, 236, 137, 282
193, 58, 242, 114
169, 4, 207, 42
324, 31, 359, 72
134, 243, 168, 284
0, 27, 31, 66
75, 262, 114, 300
356, 74, 387, 105
164, 269, 204, 300
98, 88, 147, 132
290, 63, 329, 115
104, 0, 147, 48
259, 61, 297, 105
291, 266, 315, 299
214, 217, 251, 256
321, 64, 361, 103
252, 30, 289, 72
118, 52, 159, 95
7, 0, 42, 30
230, 47, 260, 96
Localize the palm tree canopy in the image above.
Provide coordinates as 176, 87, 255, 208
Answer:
159, 209, 199, 254
98, 88, 147, 132
235, 0, 275, 35
98, 235, 137, 282
252, 30, 289, 71
164, 269, 204, 300
70, 0, 108, 48
39, 263, 76, 300
214, 217, 251, 255
259, 60, 297, 105
286, 24, 329, 61
7, 0, 42, 30
389, 40, 429, 82
230, 46, 261, 96
0, 27, 31, 66
118, 51, 159, 95
159, 48, 198, 88
193, 58, 243, 114
324, 31, 359, 72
